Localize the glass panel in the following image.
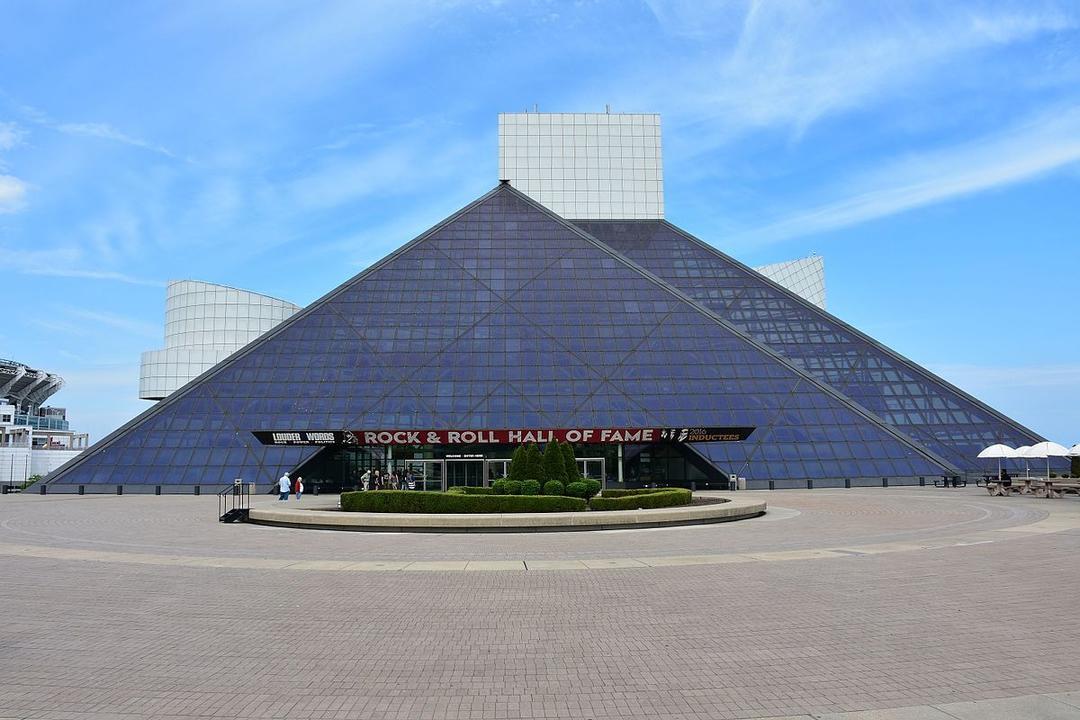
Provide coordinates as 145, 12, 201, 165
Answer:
577, 219, 1043, 471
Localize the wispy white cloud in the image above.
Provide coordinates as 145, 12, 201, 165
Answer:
0, 121, 24, 151
290, 138, 485, 211
10, 101, 178, 159
0, 122, 28, 212
55, 122, 176, 158
0, 245, 163, 286
0, 174, 28, 213
58, 364, 141, 389
644, 1, 1077, 146
59, 306, 160, 340
731, 105, 1080, 245
930, 363, 1080, 389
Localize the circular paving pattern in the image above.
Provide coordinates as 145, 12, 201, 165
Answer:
2, 487, 1079, 719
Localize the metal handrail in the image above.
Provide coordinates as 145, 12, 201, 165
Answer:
217, 480, 250, 521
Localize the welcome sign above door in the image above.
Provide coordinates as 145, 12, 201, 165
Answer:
252, 426, 755, 447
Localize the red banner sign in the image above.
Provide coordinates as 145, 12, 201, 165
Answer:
252, 426, 754, 446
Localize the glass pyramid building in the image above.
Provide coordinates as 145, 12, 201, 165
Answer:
43, 182, 1042, 493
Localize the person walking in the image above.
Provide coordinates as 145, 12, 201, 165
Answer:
361, 469, 371, 492
373, 469, 382, 490
277, 472, 291, 501
294, 475, 304, 501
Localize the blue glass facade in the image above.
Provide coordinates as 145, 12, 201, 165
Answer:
47, 185, 971, 491
573, 220, 1044, 473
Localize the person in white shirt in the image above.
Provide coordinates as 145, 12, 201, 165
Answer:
294, 475, 304, 501
278, 472, 291, 501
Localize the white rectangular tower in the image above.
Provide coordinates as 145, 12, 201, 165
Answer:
498, 112, 663, 219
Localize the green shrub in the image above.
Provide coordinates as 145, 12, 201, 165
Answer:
491, 478, 508, 495
508, 445, 527, 482
524, 443, 543, 480
542, 439, 567, 484
565, 481, 588, 498
582, 479, 601, 499
589, 488, 692, 511
505, 479, 524, 495
1050, 472, 1058, 479
543, 480, 565, 496
522, 479, 541, 495
600, 488, 668, 498
447, 486, 494, 495
340, 490, 586, 513
560, 442, 581, 483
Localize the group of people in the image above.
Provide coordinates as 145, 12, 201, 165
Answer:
274, 467, 414, 499
277, 471, 304, 501
358, 468, 411, 492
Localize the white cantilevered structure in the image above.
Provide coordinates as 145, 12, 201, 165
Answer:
139, 280, 301, 401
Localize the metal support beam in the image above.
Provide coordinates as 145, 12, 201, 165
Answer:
617, 443, 624, 485
0, 366, 26, 398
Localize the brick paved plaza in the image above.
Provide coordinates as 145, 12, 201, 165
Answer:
2, 488, 1080, 719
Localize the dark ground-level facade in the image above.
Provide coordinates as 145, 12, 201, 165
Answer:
43, 184, 1047, 493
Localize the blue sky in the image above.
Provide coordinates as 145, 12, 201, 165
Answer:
1, 0, 1078, 445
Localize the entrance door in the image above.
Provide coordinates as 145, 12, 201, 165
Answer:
579, 458, 605, 482
404, 460, 443, 492
446, 459, 485, 488
487, 459, 511, 482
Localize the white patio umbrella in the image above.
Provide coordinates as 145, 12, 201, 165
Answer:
977, 444, 1017, 478
1021, 441, 1070, 479
1014, 446, 1032, 478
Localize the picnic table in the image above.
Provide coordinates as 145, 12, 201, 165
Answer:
985, 477, 1080, 498
1040, 479, 1080, 499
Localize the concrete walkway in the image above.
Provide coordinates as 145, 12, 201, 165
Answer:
2, 487, 1079, 719
756, 690, 1080, 718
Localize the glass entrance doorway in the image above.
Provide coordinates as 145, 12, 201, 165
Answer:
446, 459, 485, 488
487, 458, 511, 482
403, 460, 443, 492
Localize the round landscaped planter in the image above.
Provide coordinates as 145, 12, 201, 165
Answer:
247, 495, 766, 532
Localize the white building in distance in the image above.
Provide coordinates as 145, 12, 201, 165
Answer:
754, 254, 826, 309
499, 111, 664, 219
499, 110, 824, 306
139, 280, 300, 401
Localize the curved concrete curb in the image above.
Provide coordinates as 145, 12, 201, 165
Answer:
247, 495, 766, 532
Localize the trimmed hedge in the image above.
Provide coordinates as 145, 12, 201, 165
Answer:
599, 488, 677, 498
491, 479, 508, 494
522, 479, 541, 495
582, 479, 601, 499
446, 486, 495, 495
564, 481, 588, 498
505, 479, 523, 495
340, 490, 587, 513
589, 488, 692, 511
543, 480, 565, 496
